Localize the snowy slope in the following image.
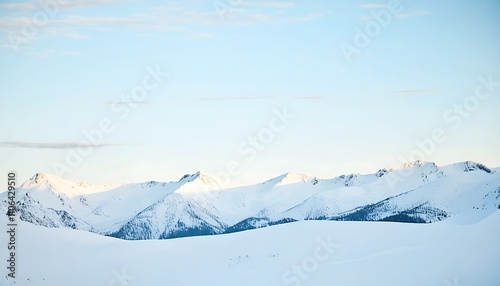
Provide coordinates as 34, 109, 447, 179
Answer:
7, 173, 185, 232
1, 211, 499, 286
1, 161, 499, 240
336, 162, 500, 222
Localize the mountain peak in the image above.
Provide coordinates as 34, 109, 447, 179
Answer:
32, 172, 48, 182
265, 172, 314, 186
388, 160, 436, 171
178, 171, 216, 184
178, 172, 200, 183
402, 160, 429, 168
176, 171, 222, 192
20, 173, 118, 198
22, 172, 57, 187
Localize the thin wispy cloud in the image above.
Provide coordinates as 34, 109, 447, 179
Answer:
0, 141, 122, 149
360, 3, 387, 9
361, 9, 430, 21
59, 15, 144, 26
293, 96, 327, 100
394, 89, 433, 94
0, 1, 325, 48
24, 49, 81, 57
197, 96, 273, 101
197, 95, 326, 101
25, 51, 52, 57
0, 14, 182, 47
395, 10, 430, 19
0, 0, 121, 11
242, 13, 275, 23
102, 101, 149, 105
359, 2, 430, 21
239, 1, 296, 9
290, 12, 329, 22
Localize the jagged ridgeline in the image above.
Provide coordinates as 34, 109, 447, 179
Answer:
1, 161, 499, 240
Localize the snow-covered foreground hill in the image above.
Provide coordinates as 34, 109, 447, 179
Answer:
2, 210, 499, 286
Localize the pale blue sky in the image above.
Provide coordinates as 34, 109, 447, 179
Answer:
1, 0, 499, 187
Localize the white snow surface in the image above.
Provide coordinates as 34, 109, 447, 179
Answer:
0, 210, 499, 285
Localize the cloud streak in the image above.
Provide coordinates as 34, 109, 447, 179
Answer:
239, 1, 296, 9
360, 3, 387, 9
24, 49, 81, 57
0, 1, 325, 42
290, 12, 329, 22
0, 0, 121, 11
197, 96, 273, 101
0, 141, 122, 149
361, 10, 430, 21
102, 100, 150, 106
293, 96, 327, 100
395, 10, 430, 19
394, 89, 433, 94
196, 95, 327, 101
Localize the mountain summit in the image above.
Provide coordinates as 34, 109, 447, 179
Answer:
264, 172, 315, 186
2, 161, 499, 240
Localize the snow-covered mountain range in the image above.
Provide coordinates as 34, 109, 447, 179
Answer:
1, 160, 499, 240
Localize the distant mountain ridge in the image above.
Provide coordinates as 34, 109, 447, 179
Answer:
1, 161, 499, 240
